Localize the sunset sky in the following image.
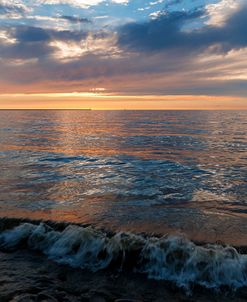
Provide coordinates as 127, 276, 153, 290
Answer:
0, 0, 247, 109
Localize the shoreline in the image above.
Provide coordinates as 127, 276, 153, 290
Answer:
1, 249, 247, 302
1, 217, 247, 301
1, 216, 247, 253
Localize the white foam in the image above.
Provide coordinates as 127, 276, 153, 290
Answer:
1, 222, 247, 291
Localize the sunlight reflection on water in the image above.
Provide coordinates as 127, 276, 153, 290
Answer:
0, 110, 246, 245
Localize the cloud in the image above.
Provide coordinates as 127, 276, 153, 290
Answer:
13, 26, 51, 42
0, 40, 53, 60
0, 0, 31, 17
50, 32, 121, 61
1, 42, 247, 98
37, 0, 128, 9
0, 0, 247, 99
205, 0, 243, 26
118, 9, 204, 52
118, 2, 247, 54
12, 25, 88, 42
164, 0, 184, 9
0, 25, 89, 61
59, 15, 91, 23
0, 23, 121, 64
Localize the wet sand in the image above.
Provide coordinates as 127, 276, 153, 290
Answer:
1, 248, 247, 302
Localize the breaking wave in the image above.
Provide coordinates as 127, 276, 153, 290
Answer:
0, 219, 247, 292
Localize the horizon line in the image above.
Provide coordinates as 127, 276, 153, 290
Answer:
0, 93, 246, 110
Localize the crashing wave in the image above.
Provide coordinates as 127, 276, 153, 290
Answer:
0, 220, 247, 291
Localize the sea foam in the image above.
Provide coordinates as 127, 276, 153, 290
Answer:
0, 221, 247, 291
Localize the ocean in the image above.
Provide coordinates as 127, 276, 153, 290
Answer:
0, 110, 247, 300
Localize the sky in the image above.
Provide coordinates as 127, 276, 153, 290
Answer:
0, 0, 247, 109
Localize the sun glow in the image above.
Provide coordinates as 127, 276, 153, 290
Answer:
0, 93, 246, 110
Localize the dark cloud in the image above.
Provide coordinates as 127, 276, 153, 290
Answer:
164, 0, 199, 8
223, 7, 247, 49
12, 26, 88, 43
0, 41, 54, 60
118, 9, 204, 52
14, 26, 51, 42
60, 15, 92, 24
117, 3, 247, 54
0, 24, 51, 61
0, 26, 88, 60
164, 0, 188, 9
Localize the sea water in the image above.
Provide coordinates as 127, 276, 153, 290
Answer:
0, 110, 247, 290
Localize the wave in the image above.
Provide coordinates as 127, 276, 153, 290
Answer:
0, 218, 247, 292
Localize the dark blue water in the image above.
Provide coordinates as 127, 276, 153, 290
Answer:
0, 110, 246, 245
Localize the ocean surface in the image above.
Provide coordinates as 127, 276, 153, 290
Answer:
0, 110, 247, 245
0, 110, 247, 293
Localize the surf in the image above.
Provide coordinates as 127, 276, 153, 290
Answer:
0, 218, 247, 292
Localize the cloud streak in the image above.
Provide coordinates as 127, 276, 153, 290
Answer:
59, 15, 91, 23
